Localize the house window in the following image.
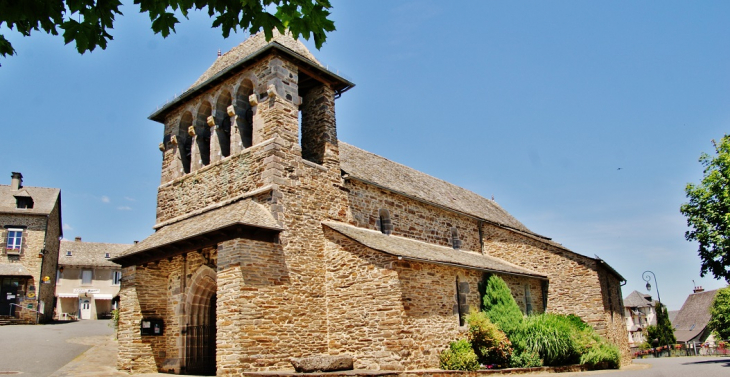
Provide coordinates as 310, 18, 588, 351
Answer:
112, 271, 122, 285
6, 228, 23, 253
15, 197, 33, 209
66, 251, 72, 256
105, 253, 110, 259
56, 270, 63, 285
81, 270, 92, 285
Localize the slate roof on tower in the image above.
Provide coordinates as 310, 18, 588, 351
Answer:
192, 29, 322, 88
149, 30, 353, 123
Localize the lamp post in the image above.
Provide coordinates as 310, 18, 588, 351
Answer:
642, 270, 661, 303
642, 270, 668, 356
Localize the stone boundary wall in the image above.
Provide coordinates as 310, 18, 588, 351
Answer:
239, 364, 590, 377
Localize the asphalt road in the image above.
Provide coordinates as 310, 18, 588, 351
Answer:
619, 356, 730, 377
0, 320, 113, 377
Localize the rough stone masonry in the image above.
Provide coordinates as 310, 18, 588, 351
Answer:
112, 30, 630, 376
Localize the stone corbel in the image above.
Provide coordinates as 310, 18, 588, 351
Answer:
188, 126, 196, 137
248, 94, 258, 106
227, 105, 236, 117
267, 84, 277, 98
158, 142, 165, 152
206, 116, 215, 128
170, 135, 178, 145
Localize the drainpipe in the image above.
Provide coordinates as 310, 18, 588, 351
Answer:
37, 214, 49, 324
478, 220, 485, 254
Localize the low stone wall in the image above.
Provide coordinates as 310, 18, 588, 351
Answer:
239, 365, 590, 377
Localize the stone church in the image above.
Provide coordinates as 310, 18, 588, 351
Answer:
113, 31, 630, 375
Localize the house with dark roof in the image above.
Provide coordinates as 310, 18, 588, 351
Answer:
623, 290, 660, 347
55, 237, 131, 320
112, 31, 629, 375
673, 286, 722, 346
0, 172, 62, 324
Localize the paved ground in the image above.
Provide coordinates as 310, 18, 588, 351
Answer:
2, 320, 729, 377
0, 320, 113, 377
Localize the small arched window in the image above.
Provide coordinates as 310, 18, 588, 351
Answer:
378, 209, 393, 235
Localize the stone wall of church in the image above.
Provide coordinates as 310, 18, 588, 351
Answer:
117, 249, 215, 374
344, 179, 629, 364
323, 228, 545, 370
344, 179, 481, 252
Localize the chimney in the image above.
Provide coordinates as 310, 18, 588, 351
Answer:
75, 237, 82, 242
694, 286, 704, 293
134, 240, 139, 244
10, 172, 22, 190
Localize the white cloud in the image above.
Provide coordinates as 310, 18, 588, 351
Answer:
63, 223, 73, 231
101, 195, 110, 203
124, 196, 136, 202
117, 206, 132, 211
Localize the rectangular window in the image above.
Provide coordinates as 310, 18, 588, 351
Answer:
6, 228, 23, 253
81, 270, 92, 285
56, 270, 63, 285
112, 271, 122, 285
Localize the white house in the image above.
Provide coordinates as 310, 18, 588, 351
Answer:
55, 237, 131, 320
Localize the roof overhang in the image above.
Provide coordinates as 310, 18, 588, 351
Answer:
323, 221, 547, 280
149, 42, 355, 124
0, 263, 33, 277
594, 254, 626, 284
112, 199, 282, 267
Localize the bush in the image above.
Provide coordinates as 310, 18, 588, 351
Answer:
464, 309, 512, 367
439, 339, 480, 371
580, 342, 620, 369
509, 350, 543, 368
482, 275, 524, 336
509, 314, 580, 366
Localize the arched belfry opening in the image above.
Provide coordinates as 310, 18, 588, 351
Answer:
193, 102, 213, 169
234, 80, 254, 151
214, 91, 232, 159
184, 265, 217, 376
178, 112, 193, 175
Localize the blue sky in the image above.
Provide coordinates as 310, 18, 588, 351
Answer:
1, 0, 729, 309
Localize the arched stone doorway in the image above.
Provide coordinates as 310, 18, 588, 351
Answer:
184, 265, 217, 375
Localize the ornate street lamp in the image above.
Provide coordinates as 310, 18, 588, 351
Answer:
642, 270, 661, 303
642, 270, 669, 356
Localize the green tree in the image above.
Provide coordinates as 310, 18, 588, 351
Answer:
708, 286, 730, 340
680, 135, 730, 282
482, 275, 524, 336
645, 302, 676, 349
0, 0, 335, 65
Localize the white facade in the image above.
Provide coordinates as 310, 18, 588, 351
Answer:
54, 238, 130, 320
